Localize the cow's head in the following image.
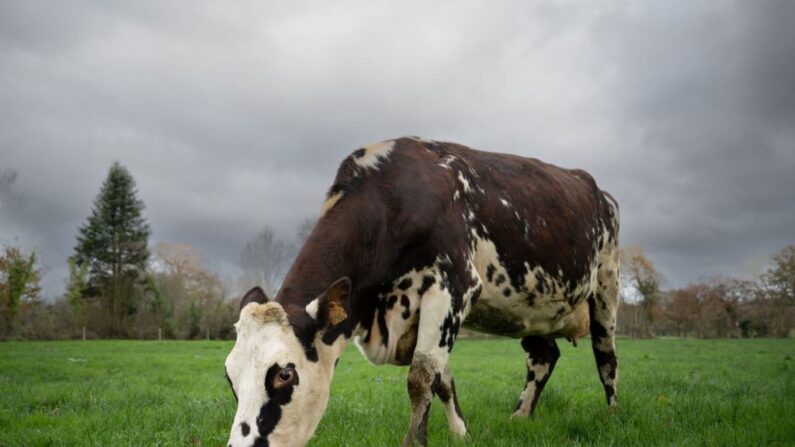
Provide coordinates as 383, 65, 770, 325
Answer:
225, 278, 351, 447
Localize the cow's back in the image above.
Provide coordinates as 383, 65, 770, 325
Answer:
408, 140, 615, 338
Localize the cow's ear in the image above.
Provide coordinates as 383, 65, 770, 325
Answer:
240, 286, 268, 311
306, 277, 351, 330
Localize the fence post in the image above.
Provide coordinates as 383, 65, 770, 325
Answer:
158, 327, 162, 341
82, 326, 86, 341
206, 328, 210, 341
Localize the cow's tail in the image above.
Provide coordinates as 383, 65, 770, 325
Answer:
590, 189, 620, 406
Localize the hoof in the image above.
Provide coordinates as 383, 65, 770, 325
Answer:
449, 421, 468, 438
510, 409, 530, 420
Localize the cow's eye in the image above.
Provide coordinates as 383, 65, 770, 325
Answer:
275, 366, 296, 387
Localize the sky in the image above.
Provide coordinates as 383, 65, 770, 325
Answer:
1, 1, 793, 299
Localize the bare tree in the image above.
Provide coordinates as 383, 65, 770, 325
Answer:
240, 226, 292, 296
620, 245, 662, 338
762, 245, 795, 303
666, 287, 701, 337
0, 169, 22, 211
150, 242, 232, 339
760, 245, 795, 337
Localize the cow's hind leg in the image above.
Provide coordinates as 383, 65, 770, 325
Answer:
512, 336, 560, 418
590, 248, 620, 406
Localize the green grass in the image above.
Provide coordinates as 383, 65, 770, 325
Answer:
1, 338, 793, 446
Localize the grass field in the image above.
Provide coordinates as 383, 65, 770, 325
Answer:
1, 338, 793, 446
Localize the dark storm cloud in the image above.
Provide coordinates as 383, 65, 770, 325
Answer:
1, 1, 793, 297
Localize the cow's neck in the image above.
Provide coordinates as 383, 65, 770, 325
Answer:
274, 211, 387, 315
275, 241, 347, 308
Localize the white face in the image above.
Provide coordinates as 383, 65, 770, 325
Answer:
225, 302, 345, 447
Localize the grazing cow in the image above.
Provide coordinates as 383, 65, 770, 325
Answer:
225, 137, 620, 447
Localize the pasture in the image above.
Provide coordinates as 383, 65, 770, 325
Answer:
0, 338, 793, 446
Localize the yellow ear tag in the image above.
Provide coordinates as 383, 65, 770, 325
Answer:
328, 301, 347, 326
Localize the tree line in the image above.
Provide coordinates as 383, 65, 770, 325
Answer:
1, 164, 793, 340
618, 245, 794, 338
1, 163, 312, 340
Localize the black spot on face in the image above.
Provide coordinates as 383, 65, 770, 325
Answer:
503, 287, 511, 297
352, 148, 366, 158
320, 318, 353, 346
285, 313, 320, 362
386, 294, 398, 309
254, 363, 299, 444
240, 422, 250, 437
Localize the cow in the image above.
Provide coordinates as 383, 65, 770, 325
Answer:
224, 137, 620, 447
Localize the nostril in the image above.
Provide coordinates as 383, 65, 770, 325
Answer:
240, 421, 250, 437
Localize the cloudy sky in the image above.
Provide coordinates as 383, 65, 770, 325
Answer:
1, 1, 793, 298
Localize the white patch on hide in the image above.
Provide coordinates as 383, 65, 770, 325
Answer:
438, 155, 457, 169
305, 299, 319, 319
320, 191, 344, 217
354, 140, 395, 170
457, 171, 471, 193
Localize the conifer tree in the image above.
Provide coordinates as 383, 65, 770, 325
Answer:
74, 162, 150, 335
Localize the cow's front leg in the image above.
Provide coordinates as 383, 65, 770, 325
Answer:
403, 285, 465, 446
436, 364, 467, 437
404, 352, 440, 447
404, 357, 467, 446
